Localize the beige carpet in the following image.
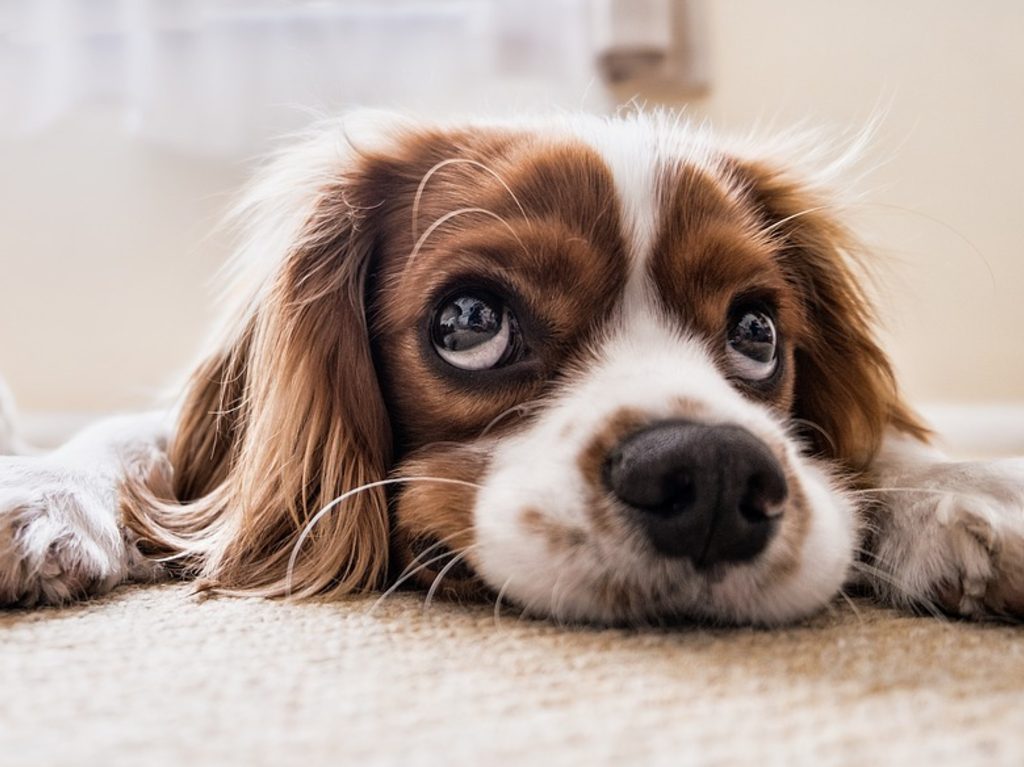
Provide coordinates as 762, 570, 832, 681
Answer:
2, 585, 1022, 767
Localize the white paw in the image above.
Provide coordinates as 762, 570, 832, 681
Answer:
867, 458, 1024, 620
0, 458, 163, 607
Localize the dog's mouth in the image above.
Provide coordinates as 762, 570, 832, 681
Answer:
386, 395, 851, 626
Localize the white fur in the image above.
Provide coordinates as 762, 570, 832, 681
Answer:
206, 109, 410, 358
865, 433, 1024, 617
0, 413, 171, 606
474, 304, 857, 625
564, 115, 663, 288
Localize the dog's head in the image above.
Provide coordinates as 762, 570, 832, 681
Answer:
134, 111, 925, 625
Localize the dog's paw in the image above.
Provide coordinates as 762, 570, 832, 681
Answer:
866, 458, 1024, 620
0, 458, 163, 607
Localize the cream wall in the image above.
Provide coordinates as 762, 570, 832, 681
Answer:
0, 110, 244, 412
1, 1, 1022, 413
684, 0, 1024, 406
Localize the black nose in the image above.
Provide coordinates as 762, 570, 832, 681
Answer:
604, 420, 787, 567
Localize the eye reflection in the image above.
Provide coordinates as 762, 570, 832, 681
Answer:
431, 292, 521, 371
727, 309, 778, 381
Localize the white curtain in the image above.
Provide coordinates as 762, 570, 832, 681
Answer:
0, 0, 703, 157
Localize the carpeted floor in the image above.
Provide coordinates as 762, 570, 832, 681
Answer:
2, 585, 1022, 767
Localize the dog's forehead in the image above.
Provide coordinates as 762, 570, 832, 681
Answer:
557, 119, 784, 318
556, 116, 685, 280
378, 119, 784, 333
367, 117, 800, 443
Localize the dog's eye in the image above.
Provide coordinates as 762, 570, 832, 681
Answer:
431, 293, 521, 370
727, 309, 777, 381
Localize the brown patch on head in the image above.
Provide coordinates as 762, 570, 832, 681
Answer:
649, 162, 802, 415
647, 155, 929, 470
722, 158, 929, 469
366, 131, 631, 450
354, 127, 648, 602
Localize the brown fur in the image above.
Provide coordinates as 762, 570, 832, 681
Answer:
389, 444, 492, 598
728, 159, 929, 470
125, 159, 394, 598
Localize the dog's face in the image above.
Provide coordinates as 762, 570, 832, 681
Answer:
147, 113, 922, 626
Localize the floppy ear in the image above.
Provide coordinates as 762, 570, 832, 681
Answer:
732, 158, 928, 472
125, 124, 394, 598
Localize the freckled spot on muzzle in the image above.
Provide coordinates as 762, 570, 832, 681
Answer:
520, 508, 587, 550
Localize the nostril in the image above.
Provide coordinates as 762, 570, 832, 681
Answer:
738, 470, 788, 522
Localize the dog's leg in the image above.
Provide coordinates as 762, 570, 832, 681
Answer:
0, 411, 172, 607
861, 433, 1024, 620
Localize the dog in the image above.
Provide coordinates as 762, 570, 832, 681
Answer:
1, 111, 1022, 624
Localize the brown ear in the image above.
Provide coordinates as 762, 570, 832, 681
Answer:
125, 128, 393, 598
733, 159, 928, 471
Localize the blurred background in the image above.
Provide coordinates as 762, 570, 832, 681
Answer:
0, 0, 1021, 452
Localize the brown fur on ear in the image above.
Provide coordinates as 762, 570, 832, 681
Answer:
732, 159, 929, 471
124, 134, 393, 599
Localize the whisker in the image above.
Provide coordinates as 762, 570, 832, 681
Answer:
395, 527, 474, 581
851, 486, 982, 500
493, 576, 514, 628
851, 544, 899, 571
849, 558, 904, 587
837, 588, 864, 624
422, 546, 479, 613
850, 546, 948, 619
787, 417, 838, 455
284, 477, 482, 599
405, 207, 528, 274
150, 549, 194, 564
858, 201, 996, 292
760, 204, 834, 238
514, 593, 537, 625
367, 526, 478, 613
848, 560, 948, 622
412, 158, 529, 242
368, 549, 462, 615
479, 402, 541, 438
